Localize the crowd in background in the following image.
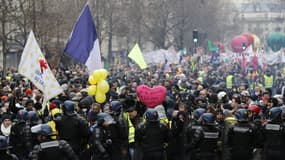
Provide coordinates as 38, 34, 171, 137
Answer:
0, 56, 285, 160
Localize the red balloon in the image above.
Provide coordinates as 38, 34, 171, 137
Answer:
242, 33, 254, 45
136, 85, 167, 108
214, 41, 225, 52
231, 35, 249, 53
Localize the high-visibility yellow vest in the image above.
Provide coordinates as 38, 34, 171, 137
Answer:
264, 75, 273, 89
197, 77, 203, 83
226, 75, 233, 89
127, 114, 135, 143
160, 117, 169, 126
179, 86, 187, 92
47, 120, 58, 140
123, 112, 135, 144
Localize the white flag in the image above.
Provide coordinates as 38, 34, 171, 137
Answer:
18, 31, 63, 108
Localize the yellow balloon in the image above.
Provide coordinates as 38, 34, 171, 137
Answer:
97, 80, 110, 93
95, 92, 106, 103
99, 69, 108, 80
92, 70, 101, 83
252, 34, 261, 48
88, 76, 96, 85
87, 85, 97, 96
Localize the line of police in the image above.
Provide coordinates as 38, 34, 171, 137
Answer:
1, 93, 285, 160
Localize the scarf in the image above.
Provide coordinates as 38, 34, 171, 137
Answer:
1, 123, 11, 136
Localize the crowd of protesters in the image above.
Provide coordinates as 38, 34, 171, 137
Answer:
0, 56, 285, 160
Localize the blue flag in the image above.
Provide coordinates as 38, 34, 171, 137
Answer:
64, 4, 102, 75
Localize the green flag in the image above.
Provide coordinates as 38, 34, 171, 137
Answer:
208, 40, 218, 52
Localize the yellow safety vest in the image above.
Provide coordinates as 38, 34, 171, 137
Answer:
47, 120, 58, 140
264, 75, 273, 89
160, 117, 169, 126
226, 75, 233, 89
127, 114, 135, 143
197, 77, 203, 83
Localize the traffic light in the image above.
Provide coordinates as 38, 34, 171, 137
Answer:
193, 29, 198, 43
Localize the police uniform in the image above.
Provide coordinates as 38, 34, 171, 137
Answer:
31, 140, 79, 160
227, 122, 256, 160
263, 121, 285, 160
90, 124, 112, 160
192, 125, 221, 160
9, 121, 32, 160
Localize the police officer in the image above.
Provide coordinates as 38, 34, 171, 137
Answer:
0, 136, 18, 160
55, 100, 89, 157
189, 108, 206, 160
90, 112, 114, 160
169, 111, 191, 160
9, 109, 32, 160
227, 109, 256, 160
262, 107, 285, 160
135, 108, 170, 160
108, 100, 128, 160
27, 111, 40, 127
192, 112, 221, 160
30, 124, 78, 160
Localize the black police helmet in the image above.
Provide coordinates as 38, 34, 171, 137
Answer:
201, 113, 216, 125
235, 109, 249, 122
109, 101, 122, 115
0, 136, 11, 150
268, 107, 282, 121
62, 100, 75, 116
31, 124, 53, 136
193, 108, 206, 120
145, 109, 159, 122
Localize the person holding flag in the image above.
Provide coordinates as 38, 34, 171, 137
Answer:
18, 31, 63, 118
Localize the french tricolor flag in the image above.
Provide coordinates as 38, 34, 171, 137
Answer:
64, 4, 102, 75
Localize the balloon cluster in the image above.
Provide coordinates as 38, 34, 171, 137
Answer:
231, 32, 260, 53
87, 69, 110, 103
267, 32, 285, 52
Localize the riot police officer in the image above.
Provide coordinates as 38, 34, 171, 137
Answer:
89, 112, 115, 160
0, 135, 18, 160
227, 109, 256, 160
189, 108, 206, 160
192, 112, 221, 160
9, 109, 32, 160
191, 108, 206, 135
135, 108, 170, 160
30, 124, 78, 160
108, 100, 128, 160
55, 100, 89, 156
262, 107, 285, 160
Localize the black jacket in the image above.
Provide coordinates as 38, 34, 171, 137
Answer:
135, 121, 170, 153
55, 113, 89, 154
31, 140, 78, 160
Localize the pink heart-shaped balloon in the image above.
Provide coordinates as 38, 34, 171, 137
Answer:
136, 85, 167, 108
